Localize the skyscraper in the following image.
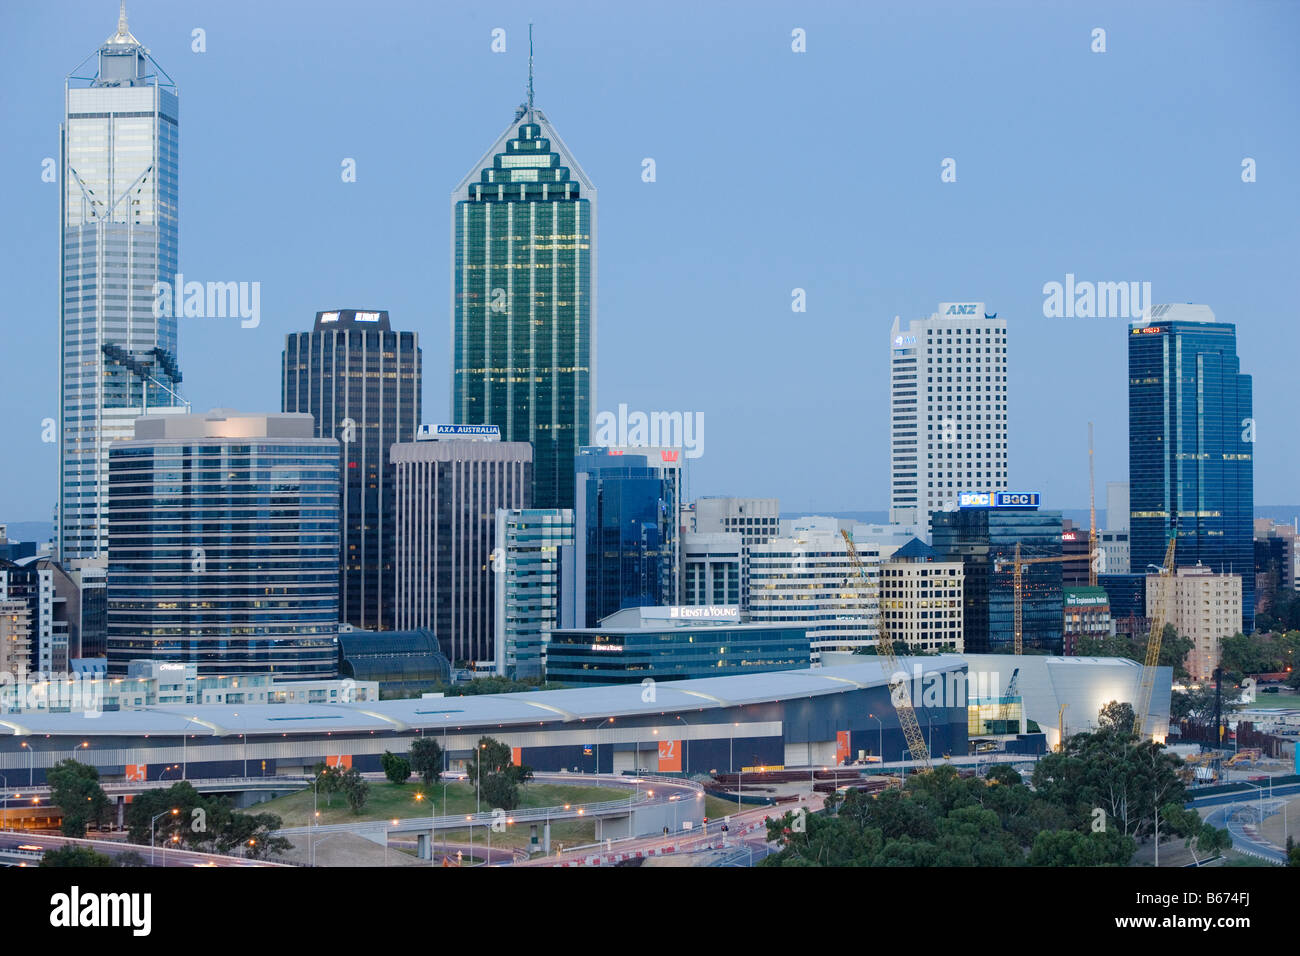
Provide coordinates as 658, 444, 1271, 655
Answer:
889, 304, 1009, 537
106, 410, 341, 678
566, 448, 680, 629
931, 497, 1064, 654
1128, 305, 1254, 632
451, 45, 595, 510
60, 5, 185, 562
282, 309, 421, 630
391, 433, 532, 666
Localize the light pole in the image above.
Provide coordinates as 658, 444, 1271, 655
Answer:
673, 714, 690, 776
309, 767, 329, 867
180, 715, 197, 781
416, 791, 436, 866
0, 773, 8, 831
232, 712, 248, 777
150, 808, 178, 865
595, 717, 614, 776
868, 713, 883, 765
20, 741, 33, 786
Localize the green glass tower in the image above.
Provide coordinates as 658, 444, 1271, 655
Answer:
451, 44, 595, 510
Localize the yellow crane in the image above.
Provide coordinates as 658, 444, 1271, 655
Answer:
841, 529, 931, 770
1088, 422, 1098, 588
996, 426, 1101, 654
1133, 535, 1177, 739
997, 543, 1092, 655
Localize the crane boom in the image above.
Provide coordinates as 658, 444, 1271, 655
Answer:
841, 530, 931, 770
1088, 422, 1098, 588
1133, 535, 1177, 739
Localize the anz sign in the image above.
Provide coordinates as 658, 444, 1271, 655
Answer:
945, 304, 978, 315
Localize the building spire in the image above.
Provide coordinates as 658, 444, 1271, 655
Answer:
104, 0, 141, 48
527, 23, 535, 113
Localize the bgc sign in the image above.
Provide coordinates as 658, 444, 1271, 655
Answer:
958, 491, 1040, 509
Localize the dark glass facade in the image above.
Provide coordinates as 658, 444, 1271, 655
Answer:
574, 449, 678, 628
1128, 313, 1254, 631
282, 310, 421, 631
547, 624, 810, 685
932, 506, 1065, 653
452, 113, 594, 510
106, 422, 340, 678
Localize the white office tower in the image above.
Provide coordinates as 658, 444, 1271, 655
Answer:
682, 533, 743, 607
1100, 481, 1130, 573
879, 538, 965, 653
692, 497, 779, 611
889, 304, 1009, 537
748, 529, 881, 660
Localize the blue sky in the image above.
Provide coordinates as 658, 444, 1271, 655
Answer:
2, 0, 1297, 523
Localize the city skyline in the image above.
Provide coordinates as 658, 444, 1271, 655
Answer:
5, 1, 1298, 526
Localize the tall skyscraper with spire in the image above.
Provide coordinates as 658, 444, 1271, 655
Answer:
451, 29, 595, 510
59, 5, 184, 562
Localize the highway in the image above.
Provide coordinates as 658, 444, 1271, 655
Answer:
0, 830, 285, 867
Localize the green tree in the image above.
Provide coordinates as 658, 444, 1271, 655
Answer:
218, 811, 293, 859
114, 850, 148, 867
1028, 828, 1136, 866
39, 845, 113, 868
125, 780, 208, 847
409, 737, 444, 787
466, 736, 533, 810
380, 750, 412, 785
339, 766, 369, 814
311, 763, 343, 807
1287, 835, 1300, 867
1097, 700, 1137, 734
47, 759, 111, 838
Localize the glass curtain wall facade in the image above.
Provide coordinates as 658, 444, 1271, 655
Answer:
573, 449, 679, 629
932, 506, 1065, 653
1128, 307, 1254, 632
106, 412, 340, 677
452, 106, 595, 511
494, 508, 574, 678
547, 624, 810, 685
282, 310, 421, 631
60, 10, 184, 561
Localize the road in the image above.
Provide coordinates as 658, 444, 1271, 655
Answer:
517, 791, 823, 866
0, 830, 283, 867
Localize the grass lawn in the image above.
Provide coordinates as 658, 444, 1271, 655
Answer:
252, 780, 623, 828
705, 795, 746, 820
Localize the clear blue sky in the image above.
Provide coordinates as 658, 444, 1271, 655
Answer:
2, 0, 1297, 523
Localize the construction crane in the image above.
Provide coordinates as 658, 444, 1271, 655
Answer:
996, 667, 1021, 735
1133, 535, 1177, 739
841, 529, 931, 770
996, 543, 1092, 655
1088, 422, 1098, 588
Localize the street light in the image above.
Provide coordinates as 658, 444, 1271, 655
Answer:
232, 712, 248, 777
19, 741, 33, 786
150, 808, 179, 865
868, 713, 883, 766
595, 717, 614, 776
416, 791, 436, 866
672, 714, 691, 775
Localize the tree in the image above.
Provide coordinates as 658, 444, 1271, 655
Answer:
40, 845, 112, 868
1287, 835, 1300, 867
1170, 685, 1217, 723
47, 759, 111, 838
340, 767, 369, 814
466, 736, 533, 810
380, 750, 412, 785
125, 781, 209, 848
311, 763, 343, 807
1028, 828, 1135, 866
409, 738, 444, 787
218, 811, 293, 859
114, 850, 148, 867
1097, 700, 1137, 734
1160, 802, 1229, 863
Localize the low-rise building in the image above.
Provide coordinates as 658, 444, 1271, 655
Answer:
1063, 586, 1112, 655
546, 605, 809, 685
